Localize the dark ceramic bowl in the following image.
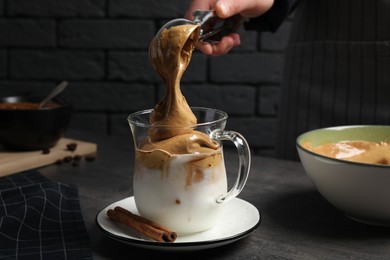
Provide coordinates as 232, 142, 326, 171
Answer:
0, 96, 72, 151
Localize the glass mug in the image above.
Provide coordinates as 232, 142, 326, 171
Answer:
128, 107, 251, 234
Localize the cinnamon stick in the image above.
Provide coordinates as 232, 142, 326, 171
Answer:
107, 207, 177, 243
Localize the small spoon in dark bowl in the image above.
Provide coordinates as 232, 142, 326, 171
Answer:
38, 81, 68, 109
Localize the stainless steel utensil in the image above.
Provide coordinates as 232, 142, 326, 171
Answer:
155, 10, 245, 44
38, 81, 68, 109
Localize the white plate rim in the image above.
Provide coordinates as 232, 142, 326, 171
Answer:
95, 196, 261, 251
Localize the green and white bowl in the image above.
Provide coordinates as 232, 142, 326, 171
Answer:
297, 125, 390, 226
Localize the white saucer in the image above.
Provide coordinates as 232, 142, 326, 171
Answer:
96, 196, 260, 251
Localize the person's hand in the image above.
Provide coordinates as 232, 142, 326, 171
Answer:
185, 0, 274, 56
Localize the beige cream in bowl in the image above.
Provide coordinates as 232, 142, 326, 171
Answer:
297, 125, 390, 226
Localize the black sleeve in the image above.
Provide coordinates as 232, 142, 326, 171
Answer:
244, 0, 301, 32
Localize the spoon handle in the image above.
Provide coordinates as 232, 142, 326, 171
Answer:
192, 10, 246, 44
38, 81, 68, 109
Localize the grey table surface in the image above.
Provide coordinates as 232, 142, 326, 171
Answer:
39, 131, 390, 260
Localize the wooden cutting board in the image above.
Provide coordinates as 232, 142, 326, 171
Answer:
0, 138, 97, 177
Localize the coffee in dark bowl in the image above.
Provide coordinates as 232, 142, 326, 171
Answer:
0, 96, 72, 151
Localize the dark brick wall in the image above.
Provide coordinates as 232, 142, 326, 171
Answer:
0, 0, 292, 157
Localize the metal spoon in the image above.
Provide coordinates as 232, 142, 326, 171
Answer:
155, 10, 245, 44
38, 81, 68, 109
155, 18, 197, 39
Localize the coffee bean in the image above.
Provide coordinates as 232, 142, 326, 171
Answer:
55, 159, 63, 165
66, 142, 77, 151
73, 155, 82, 161
63, 156, 73, 163
42, 148, 50, 154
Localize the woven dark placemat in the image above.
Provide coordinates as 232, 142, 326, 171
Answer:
0, 171, 92, 259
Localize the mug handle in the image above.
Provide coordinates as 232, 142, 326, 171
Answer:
211, 129, 251, 204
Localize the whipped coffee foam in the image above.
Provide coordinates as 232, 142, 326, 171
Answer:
133, 22, 227, 234
148, 24, 201, 141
